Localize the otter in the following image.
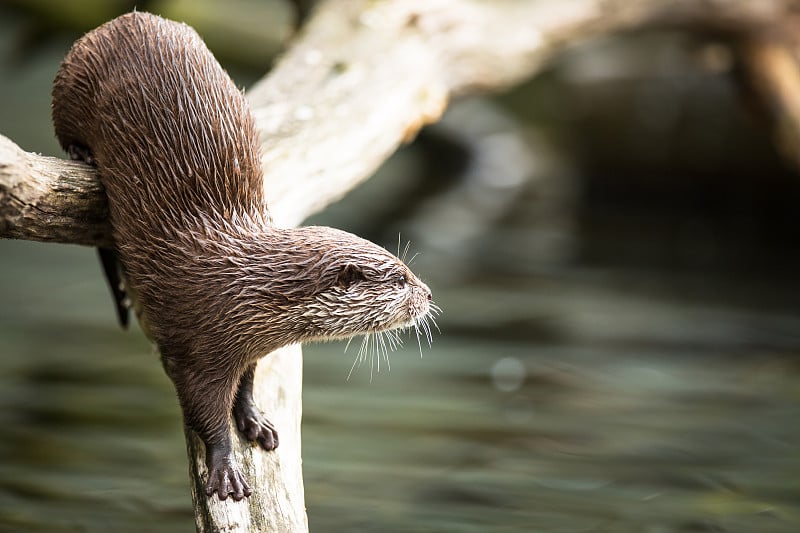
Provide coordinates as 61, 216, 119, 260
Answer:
51, 12, 434, 501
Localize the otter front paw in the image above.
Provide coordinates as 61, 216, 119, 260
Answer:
205, 462, 252, 501
234, 401, 279, 451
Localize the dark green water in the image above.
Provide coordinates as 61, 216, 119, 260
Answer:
2, 8, 800, 533
2, 237, 799, 532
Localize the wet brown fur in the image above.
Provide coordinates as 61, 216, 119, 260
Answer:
51, 12, 431, 500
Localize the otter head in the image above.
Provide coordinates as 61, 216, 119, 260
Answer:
252, 226, 435, 351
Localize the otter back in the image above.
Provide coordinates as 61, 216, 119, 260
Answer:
52, 12, 267, 228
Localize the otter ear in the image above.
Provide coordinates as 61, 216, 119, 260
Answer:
336, 264, 365, 288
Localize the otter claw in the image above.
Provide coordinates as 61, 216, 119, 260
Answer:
67, 143, 95, 166
234, 402, 279, 451
205, 463, 252, 501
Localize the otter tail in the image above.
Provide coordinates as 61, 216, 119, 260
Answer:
98, 247, 130, 329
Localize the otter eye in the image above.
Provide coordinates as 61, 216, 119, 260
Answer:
336, 264, 365, 288
395, 274, 407, 288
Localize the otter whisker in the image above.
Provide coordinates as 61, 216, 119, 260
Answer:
385, 329, 403, 350
428, 313, 442, 334
346, 340, 360, 381
343, 335, 356, 353
372, 333, 378, 376
420, 315, 433, 347
375, 331, 382, 365
346, 326, 412, 380
363, 337, 372, 381
347, 334, 371, 381
369, 334, 376, 382
426, 303, 443, 334
377, 330, 391, 372
371, 332, 388, 381
373, 334, 380, 378
400, 239, 412, 263
413, 322, 425, 358
414, 307, 437, 348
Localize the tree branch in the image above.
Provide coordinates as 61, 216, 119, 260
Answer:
737, 16, 800, 170
3, 0, 800, 531
0, 135, 111, 246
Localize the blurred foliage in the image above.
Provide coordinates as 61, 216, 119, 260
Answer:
151, 0, 292, 72
1, 0, 294, 76
2, 0, 133, 31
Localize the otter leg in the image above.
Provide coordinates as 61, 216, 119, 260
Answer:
233, 363, 279, 451
168, 362, 253, 501
204, 430, 252, 502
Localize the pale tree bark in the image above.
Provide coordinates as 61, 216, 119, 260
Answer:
738, 16, 800, 170
2, 0, 800, 531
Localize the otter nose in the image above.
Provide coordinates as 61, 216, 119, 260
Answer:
426, 289, 432, 302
